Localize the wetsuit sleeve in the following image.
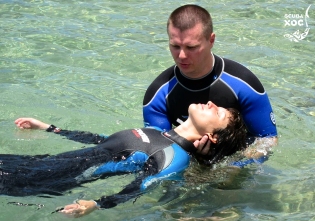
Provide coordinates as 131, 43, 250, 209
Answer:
142, 67, 176, 131
94, 156, 159, 209
46, 125, 107, 144
94, 175, 145, 209
230, 155, 269, 168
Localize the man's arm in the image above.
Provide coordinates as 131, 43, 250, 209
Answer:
243, 136, 278, 159
193, 135, 211, 154
228, 136, 277, 168
143, 67, 177, 131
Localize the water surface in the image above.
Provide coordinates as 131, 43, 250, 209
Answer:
1, 0, 315, 220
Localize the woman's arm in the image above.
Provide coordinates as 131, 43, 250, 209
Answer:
59, 176, 145, 217
15, 118, 108, 144
15, 118, 50, 130
60, 200, 100, 218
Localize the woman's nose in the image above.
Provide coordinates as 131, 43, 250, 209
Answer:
207, 101, 217, 109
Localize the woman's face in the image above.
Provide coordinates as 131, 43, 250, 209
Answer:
188, 101, 231, 135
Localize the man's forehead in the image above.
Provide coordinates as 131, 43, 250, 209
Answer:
168, 27, 205, 43
168, 22, 203, 33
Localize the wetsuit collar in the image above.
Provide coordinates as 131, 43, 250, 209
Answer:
162, 129, 197, 153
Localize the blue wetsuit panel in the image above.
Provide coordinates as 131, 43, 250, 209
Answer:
140, 143, 190, 190
93, 151, 149, 175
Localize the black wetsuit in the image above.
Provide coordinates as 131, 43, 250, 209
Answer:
0, 126, 195, 209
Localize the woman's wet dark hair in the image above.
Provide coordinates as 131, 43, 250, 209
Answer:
199, 108, 247, 165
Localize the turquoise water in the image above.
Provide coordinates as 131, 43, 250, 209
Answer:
1, 0, 315, 220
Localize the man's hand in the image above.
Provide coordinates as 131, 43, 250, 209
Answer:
15, 118, 50, 130
59, 200, 99, 218
193, 135, 211, 155
243, 136, 278, 159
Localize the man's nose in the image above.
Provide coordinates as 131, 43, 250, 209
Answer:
179, 49, 187, 59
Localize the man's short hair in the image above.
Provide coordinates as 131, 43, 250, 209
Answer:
167, 4, 213, 39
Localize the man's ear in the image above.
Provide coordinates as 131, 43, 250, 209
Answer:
206, 133, 217, 143
208, 33, 215, 48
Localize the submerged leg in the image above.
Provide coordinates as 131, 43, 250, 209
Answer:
0, 146, 113, 196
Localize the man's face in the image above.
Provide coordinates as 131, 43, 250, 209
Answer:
168, 22, 215, 78
188, 101, 231, 135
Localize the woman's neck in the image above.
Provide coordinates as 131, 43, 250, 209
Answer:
173, 120, 203, 142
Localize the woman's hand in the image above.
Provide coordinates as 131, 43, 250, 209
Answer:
59, 200, 99, 218
15, 118, 50, 130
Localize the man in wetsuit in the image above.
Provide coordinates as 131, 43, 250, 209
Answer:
11, 102, 246, 217
143, 5, 277, 160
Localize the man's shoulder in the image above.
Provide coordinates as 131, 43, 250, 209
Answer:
143, 65, 176, 105
222, 57, 253, 76
152, 65, 176, 84
145, 65, 176, 92
221, 57, 265, 93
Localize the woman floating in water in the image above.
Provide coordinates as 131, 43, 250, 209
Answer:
4, 102, 246, 218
